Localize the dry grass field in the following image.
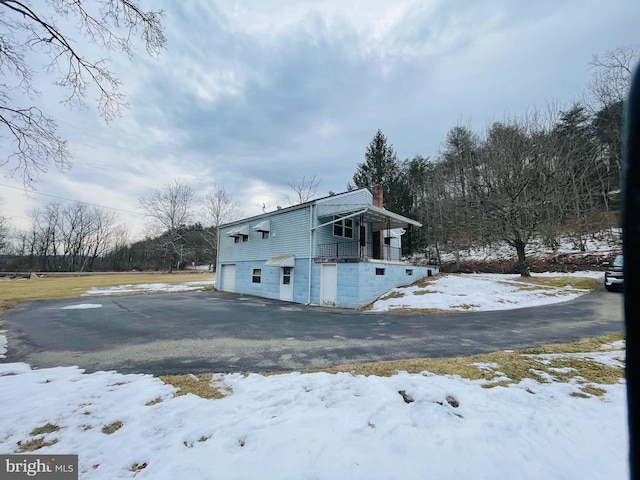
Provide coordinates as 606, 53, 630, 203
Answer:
0, 273, 215, 320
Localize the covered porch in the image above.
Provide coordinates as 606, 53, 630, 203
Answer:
314, 204, 420, 262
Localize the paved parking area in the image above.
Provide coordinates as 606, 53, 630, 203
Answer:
2, 288, 624, 375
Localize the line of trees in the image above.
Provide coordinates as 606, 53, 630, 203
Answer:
9, 201, 122, 271
354, 102, 622, 276
354, 111, 626, 275
352, 47, 636, 276
0, 181, 243, 272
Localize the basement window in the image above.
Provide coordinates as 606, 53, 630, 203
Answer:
252, 269, 262, 283
375, 268, 385, 276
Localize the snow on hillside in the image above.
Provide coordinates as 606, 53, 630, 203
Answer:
437, 229, 621, 263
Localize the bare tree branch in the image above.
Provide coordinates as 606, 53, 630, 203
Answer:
287, 174, 320, 205
588, 45, 639, 107
202, 184, 241, 229
0, 196, 9, 253
0, 0, 166, 186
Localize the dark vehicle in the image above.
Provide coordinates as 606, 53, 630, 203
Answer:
604, 254, 624, 292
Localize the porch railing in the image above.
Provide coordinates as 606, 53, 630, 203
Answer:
317, 241, 401, 261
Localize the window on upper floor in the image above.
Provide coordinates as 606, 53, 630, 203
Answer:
333, 216, 353, 239
234, 234, 249, 243
262, 231, 269, 240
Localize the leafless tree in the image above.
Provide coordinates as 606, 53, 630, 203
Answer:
587, 45, 639, 187
287, 175, 320, 205
56, 202, 118, 271
0, 197, 9, 253
589, 45, 639, 107
466, 111, 561, 276
105, 224, 130, 270
28, 201, 62, 270
200, 184, 241, 267
18, 200, 119, 270
0, 0, 166, 186
86, 207, 119, 270
203, 184, 241, 229
139, 178, 196, 272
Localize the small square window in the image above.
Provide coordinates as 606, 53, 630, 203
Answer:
406, 269, 413, 276
252, 268, 262, 283
375, 268, 385, 276
242, 235, 249, 242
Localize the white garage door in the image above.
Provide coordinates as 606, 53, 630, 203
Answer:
220, 264, 236, 293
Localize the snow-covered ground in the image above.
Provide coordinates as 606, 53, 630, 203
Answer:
0, 272, 628, 479
0, 346, 628, 479
371, 271, 604, 312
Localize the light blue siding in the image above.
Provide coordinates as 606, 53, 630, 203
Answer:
217, 188, 437, 308
306, 261, 438, 308
220, 258, 438, 308
220, 258, 312, 303
219, 206, 312, 263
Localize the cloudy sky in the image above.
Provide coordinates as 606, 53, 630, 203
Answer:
1, 0, 639, 241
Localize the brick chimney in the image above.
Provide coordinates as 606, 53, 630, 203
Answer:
372, 185, 384, 208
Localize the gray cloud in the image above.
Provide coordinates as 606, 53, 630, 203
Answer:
2, 0, 639, 239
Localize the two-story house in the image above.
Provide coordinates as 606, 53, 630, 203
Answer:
216, 186, 438, 308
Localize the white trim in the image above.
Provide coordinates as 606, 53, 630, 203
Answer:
311, 209, 367, 230
310, 206, 421, 231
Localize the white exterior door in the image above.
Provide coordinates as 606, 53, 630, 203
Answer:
220, 264, 236, 292
280, 266, 293, 302
320, 264, 337, 307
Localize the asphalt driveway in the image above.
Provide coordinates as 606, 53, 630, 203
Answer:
2, 286, 624, 375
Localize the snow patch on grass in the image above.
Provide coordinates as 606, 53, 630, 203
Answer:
371, 272, 601, 313
0, 357, 628, 480
83, 280, 216, 296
